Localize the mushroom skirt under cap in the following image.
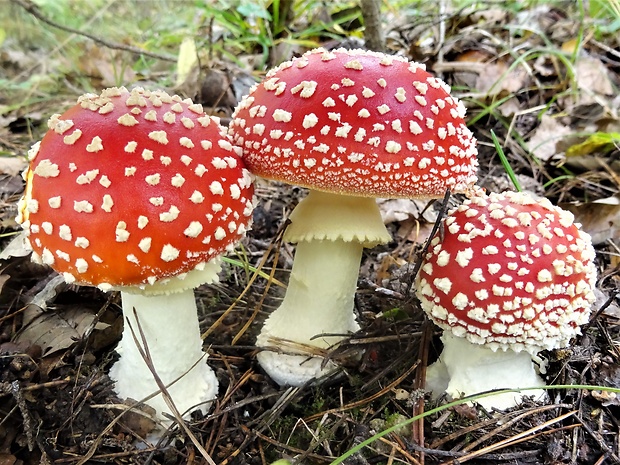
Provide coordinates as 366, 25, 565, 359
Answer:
17, 87, 254, 290
415, 190, 597, 353
230, 48, 478, 198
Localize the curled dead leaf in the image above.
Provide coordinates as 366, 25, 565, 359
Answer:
0, 231, 32, 260
562, 196, 620, 245
15, 305, 110, 356
0, 157, 27, 176
526, 114, 572, 161
591, 390, 619, 406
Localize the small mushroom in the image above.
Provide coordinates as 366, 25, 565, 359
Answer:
229, 48, 478, 386
16, 87, 254, 425
415, 190, 597, 410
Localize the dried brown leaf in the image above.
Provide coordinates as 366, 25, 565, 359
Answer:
15, 305, 109, 356
591, 390, 620, 406
562, 196, 620, 245
0, 453, 17, 465
117, 403, 158, 437
0, 231, 32, 259
0, 157, 27, 176
526, 114, 572, 161
77, 44, 135, 87
379, 199, 437, 224
476, 61, 529, 96
574, 54, 614, 99
25, 274, 66, 312
0, 274, 10, 295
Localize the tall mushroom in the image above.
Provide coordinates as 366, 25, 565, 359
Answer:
415, 190, 597, 410
229, 48, 478, 386
16, 87, 254, 424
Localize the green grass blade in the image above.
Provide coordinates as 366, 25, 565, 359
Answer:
491, 129, 522, 192
222, 256, 285, 288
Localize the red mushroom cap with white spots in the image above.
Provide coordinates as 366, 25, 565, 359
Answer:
17, 87, 254, 291
229, 48, 478, 198
415, 190, 597, 353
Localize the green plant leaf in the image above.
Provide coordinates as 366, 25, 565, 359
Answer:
222, 256, 286, 288
237, 1, 272, 20
565, 132, 620, 157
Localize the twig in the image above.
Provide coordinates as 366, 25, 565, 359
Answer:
296, 413, 350, 463
219, 387, 303, 464
20, 378, 72, 392
9, 381, 35, 451
360, 343, 417, 392
459, 404, 568, 453
411, 321, 433, 465
429, 403, 574, 449
359, 279, 406, 300
202, 218, 289, 341
10, 0, 177, 62
436, 0, 447, 65
591, 38, 620, 61
54, 448, 159, 463
348, 333, 423, 346
379, 436, 422, 465
439, 410, 579, 464
360, 0, 384, 51
406, 188, 451, 297
251, 428, 333, 463
581, 289, 619, 333
407, 441, 541, 461
231, 224, 284, 345
575, 409, 620, 463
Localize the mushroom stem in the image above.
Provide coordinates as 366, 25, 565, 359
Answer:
110, 289, 218, 423
426, 333, 547, 410
257, 238, 362, 386
256, 190, 392, 386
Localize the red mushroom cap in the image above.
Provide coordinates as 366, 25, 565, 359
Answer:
17, 87, 254, 290
415, 190, 597, 353
229, 48, 478, 198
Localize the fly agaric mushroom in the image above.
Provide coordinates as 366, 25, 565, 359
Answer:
16, 87, 254, 425
229, 48, 478, 386
415, 190, 597, 410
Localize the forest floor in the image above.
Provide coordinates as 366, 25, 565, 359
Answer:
0, 0, 619, 464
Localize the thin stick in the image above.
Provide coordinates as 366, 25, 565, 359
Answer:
440, 410, 578, 464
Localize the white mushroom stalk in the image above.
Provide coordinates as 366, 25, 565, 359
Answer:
111, 264, 221, 420
257, 190, 390, 386
257, 240, 362, 385
425, 333, 546, 410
